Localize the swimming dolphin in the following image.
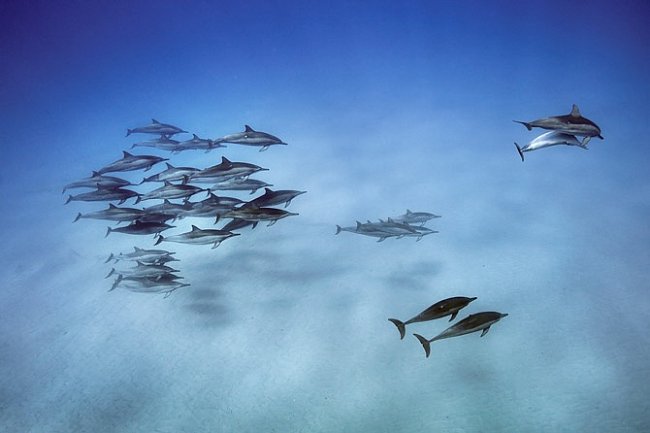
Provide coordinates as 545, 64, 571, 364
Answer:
134, 181, 208, 204
63, 172, 132, 193
154, 225, 240, 249
335, 221, 398, 242
141, 200, 193, 220
514, 131, 587, 162
388, 297, 477, 339
215, 125, 287, 151
140, 163, 200, 184
73, 204, 145, 223
211, 178, 273, 194
105, 261, 180, 280
189, 157, 268, 183
110, 274, 189, 295
97, 151, 168, 174
513, 104, 603, 140
174, 134, 226, 153
105, 220, 175, 237
413, 311, 508, 358
220, 218, 257, 232
105, 246, 176, 264
65, 187, 141, 205
392, 210, 441, 226
245, 188, 306, 208
131, 135, 182, 151
223, 205, 298, 226
126, 119, 187, 137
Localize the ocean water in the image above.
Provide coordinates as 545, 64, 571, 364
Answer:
1, 1, 649, 432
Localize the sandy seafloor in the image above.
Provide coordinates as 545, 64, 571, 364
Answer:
1, 2, 649, 432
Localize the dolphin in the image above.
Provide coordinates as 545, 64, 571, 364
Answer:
63, 172, 132, 193
65, 187, 140, 205
178, 200, 235, 219
211, 178, 273, 194
392, 209, 441, 226
514, 131, 588, 162
174, 134, 226, 153
131, 135, 182, 151
110, 274, 189, 295
140, 163, 200, 184
513, 104, 603, 140
190, 157, 268, 183
73, 204, 145, 223
335, 221, 398, 242
413, 311, 508, 358
141, 200, 193, 220
220, 218, 257, 232
105, 246, 176, 264
134, 181, 208, 204
215, 125, 287, 151
200, 193, 246, 208
223, 205, 298, 226
388, 297, 477, 339
244, 188, 307, 208
105, 261, 180, 280
97, 151, 168, 175
105, 220, 175, 237
126, 119, 187, 137
154, 225, 240, 249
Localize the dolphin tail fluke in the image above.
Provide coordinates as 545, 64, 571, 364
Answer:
65, 195, 73, 205
388, 319, 406, 340
514, 142, 524, 162
513, 120, 532, 131
104, 253, 114, 264
105, 268, 115, 279
109, 275, 123, 292
413, 334, 431, 358
73, 213, 82, 223
105, 227, 112, 238
335, 225, 342, 235
126, 129, 132, 137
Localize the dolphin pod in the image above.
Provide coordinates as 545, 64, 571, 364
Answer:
64, 119, 303, 295
336, 210, 440, 242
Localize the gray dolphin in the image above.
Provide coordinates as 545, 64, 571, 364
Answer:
223, 205, 298, 226
63, 172, 132, 193
335, 221, 398, 242
97, 151, 168, 175
134, 181, 208, 204
105, 220, 175, 237
105, 246, 176, 264
126, 119, 187, 137
245, 188, 307, 208
174, 134, 226, 153
131, 135, 181, 151
65, 187, 140, 205
105, 261, 180, 280
74, 204, 144, 223
220, 218, 257, 232
392, 209, 441, 226
514, 131, 587, 162
142, 200, 192, 220
211, 178, 273, 194
388, 297, 477, 340
514, 104, 603, 140
154, 225, 240, 249
215, 125, 287, 151
110, 274, 189, 295
190, 157, 268, 183
140, 163, 200, 184
413, 311, 508, 358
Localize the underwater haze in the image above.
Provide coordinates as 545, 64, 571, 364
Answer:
1, 1, 649, 432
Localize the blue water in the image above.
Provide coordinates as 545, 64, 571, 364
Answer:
1, 1, 649, 432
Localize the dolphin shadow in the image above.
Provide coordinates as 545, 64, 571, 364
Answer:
384, 260, 443, 292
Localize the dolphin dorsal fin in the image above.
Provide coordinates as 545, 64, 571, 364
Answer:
388, 217, 394, 222
570, 104, 581, 117
122, 151, 133, 158
406, 209, 412, 214
164, 199, 172, 204
244, 125, 255, 132
109, 204, 118, 209
152, 118, 160, 124
134, 246, 142, 251
164, 181, 172, 186
92, 171, 100, 177
264, 187, 273, 194
165, 162, 174, 169
221, 156, 231, 164
191, 225, 200, 231
193, 134, 199, 139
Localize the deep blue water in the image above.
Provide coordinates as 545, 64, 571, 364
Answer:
1, 1, 649, 432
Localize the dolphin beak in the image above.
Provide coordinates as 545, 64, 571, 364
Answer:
501, 313, 509, 318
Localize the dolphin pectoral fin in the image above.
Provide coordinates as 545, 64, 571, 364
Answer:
449, 311, 458, 322
154, 235, 164, 246
105, 268, 115, 279
413, 334, 431, 358
251, 221, 258, 229
105, 227, 111, 238
388, 319, 406, 340
514, 142, 524, 162
598, 134, 604, 140
267, 220, 277, 227
480, 326, 491, 337
377, 237, 387, 242
211, 241, 221, 249
109, 275, 123, 292
73, 213, 82, 223
581, 136, 591, 147
513, 120, 532, 131
104, 253, 114, 264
